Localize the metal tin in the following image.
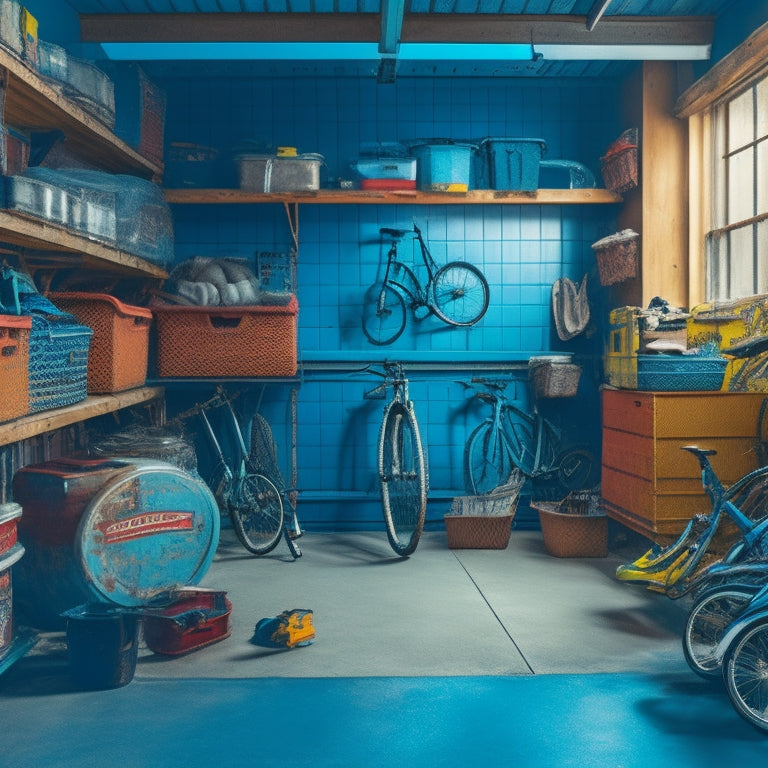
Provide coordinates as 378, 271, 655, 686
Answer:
0, 543, 24, 654
0, 502, 22, 556
13, 458, 219, 629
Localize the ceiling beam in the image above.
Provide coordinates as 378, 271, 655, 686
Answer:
79, 13, 713, 48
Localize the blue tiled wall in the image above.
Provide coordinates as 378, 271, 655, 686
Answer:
163, 73, 621, 530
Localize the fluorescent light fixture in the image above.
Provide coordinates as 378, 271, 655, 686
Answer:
99, 41, 710, 62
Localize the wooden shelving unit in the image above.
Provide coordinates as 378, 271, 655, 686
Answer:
0, 386, 165, 448
0, 49, 159, 179
165, 188, 622, 205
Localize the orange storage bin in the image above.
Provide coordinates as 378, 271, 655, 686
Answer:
49, 292, 152, 393
0, 314, 31, 422
153, 296, 298, 378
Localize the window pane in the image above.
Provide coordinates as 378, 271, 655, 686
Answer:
757, 78, 768, 138
759, 141, 768, 214
729, 225, 754, 297
728, 147, 754, 223
706, 231, 727, 301
728, 88, 754, 152
758, 219, 768, 295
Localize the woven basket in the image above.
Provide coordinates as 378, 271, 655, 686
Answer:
446, 478, 522, 549
50, 292, 151, 393
532, 497, 607, 558
153, 296, 298, 378
529, 359, 582, 398
591, 229, 639, 286
444, 514, 515, 549
600, 128, 639, 194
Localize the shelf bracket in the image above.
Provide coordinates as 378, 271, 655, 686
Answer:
283, 201, 299, 252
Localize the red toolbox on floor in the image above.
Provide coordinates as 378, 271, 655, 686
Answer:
142, 588, 232, 655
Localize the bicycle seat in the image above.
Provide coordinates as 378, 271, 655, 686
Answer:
379, 227, 409, 239
682, 445, 717, 456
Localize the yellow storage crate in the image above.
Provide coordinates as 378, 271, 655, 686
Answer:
603, 306, 642, 389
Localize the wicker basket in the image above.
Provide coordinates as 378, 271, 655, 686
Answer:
0, 314, 30, 423
445, 478, 522, 549
532, 494, 607, 558
529, 357, 582, 398
50, 292, 152, 393
153, 295, 298, 378
600, 128, 639, 194
591, 229, 640, 286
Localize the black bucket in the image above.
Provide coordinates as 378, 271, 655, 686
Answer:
62, 604, 140, 690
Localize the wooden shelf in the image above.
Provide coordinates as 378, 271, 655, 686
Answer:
0, 210, 168, 278
0, 49, 160, 179
0, 386, 165, 448
164, 188, 622, 205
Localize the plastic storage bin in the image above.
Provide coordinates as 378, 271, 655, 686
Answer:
28, 313, 93, 413
49, 292, 152, 394
0, 314, 30, 422
237, 154, 323, 192
24, 168, 172, 266
636, 354, 728, 391
409, 141, 475, 192
480, 138, 547, 191
153, 295, 299, 378
3, 175, 71, 228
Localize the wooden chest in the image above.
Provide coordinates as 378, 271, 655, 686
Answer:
601, 389, 767, 539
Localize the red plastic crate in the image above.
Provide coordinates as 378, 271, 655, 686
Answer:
153, 296, 298, 378
0, 314, 30, 423
49, 292, 152, 393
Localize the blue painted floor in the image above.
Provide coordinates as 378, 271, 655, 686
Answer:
2, 531, 767, 765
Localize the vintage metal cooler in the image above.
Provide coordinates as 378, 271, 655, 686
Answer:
12, 457, 220, 629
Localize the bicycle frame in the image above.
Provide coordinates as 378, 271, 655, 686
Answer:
617, 446, 768, 594
380, 226, 440, 312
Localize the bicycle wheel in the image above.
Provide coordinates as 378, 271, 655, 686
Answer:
555, 447, 599, 492
229, 471, 285, 555
723, 617, 768, 732
379, 401, 427, 556
430, 262, 489, 326
684, 587, 757, 678
362, 282, 407, 345
465, 419, 523, 495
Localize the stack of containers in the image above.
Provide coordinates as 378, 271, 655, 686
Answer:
0, 266, 92, 413
349, 143, 417, 190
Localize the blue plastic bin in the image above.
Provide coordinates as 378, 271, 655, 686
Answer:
409, 141, 476, 192
481, 138, 547, 191
636, 354, 728, 392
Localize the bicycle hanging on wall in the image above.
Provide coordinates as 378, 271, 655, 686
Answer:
361, 224, 490, 346
364, 362, 428, 556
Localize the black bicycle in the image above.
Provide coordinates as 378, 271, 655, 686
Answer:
362, 224, 490, 345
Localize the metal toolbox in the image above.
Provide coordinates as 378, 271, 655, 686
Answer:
237, 153, 323, 192
142, 588, 232, 655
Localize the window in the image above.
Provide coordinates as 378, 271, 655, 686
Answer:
706, 72, 768, 301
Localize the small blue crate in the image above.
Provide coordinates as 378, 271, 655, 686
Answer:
28, 313, 93, 412
636, 354, 728, 392
480, 138, 547, 191
409, 141, 476, 192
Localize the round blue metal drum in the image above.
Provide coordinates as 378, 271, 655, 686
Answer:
13, 458, 219, 629
75, 461, 220, 607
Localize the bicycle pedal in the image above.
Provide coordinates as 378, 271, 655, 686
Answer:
250, 609, 315, 649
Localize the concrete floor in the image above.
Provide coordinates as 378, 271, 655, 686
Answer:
2, 527, 767, 765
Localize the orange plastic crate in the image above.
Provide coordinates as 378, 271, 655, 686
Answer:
0, 314, 31, 422
153, 296, 298, 378
49, 292, 152, 393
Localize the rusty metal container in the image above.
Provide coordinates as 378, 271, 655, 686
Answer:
12, 457, 219, 629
